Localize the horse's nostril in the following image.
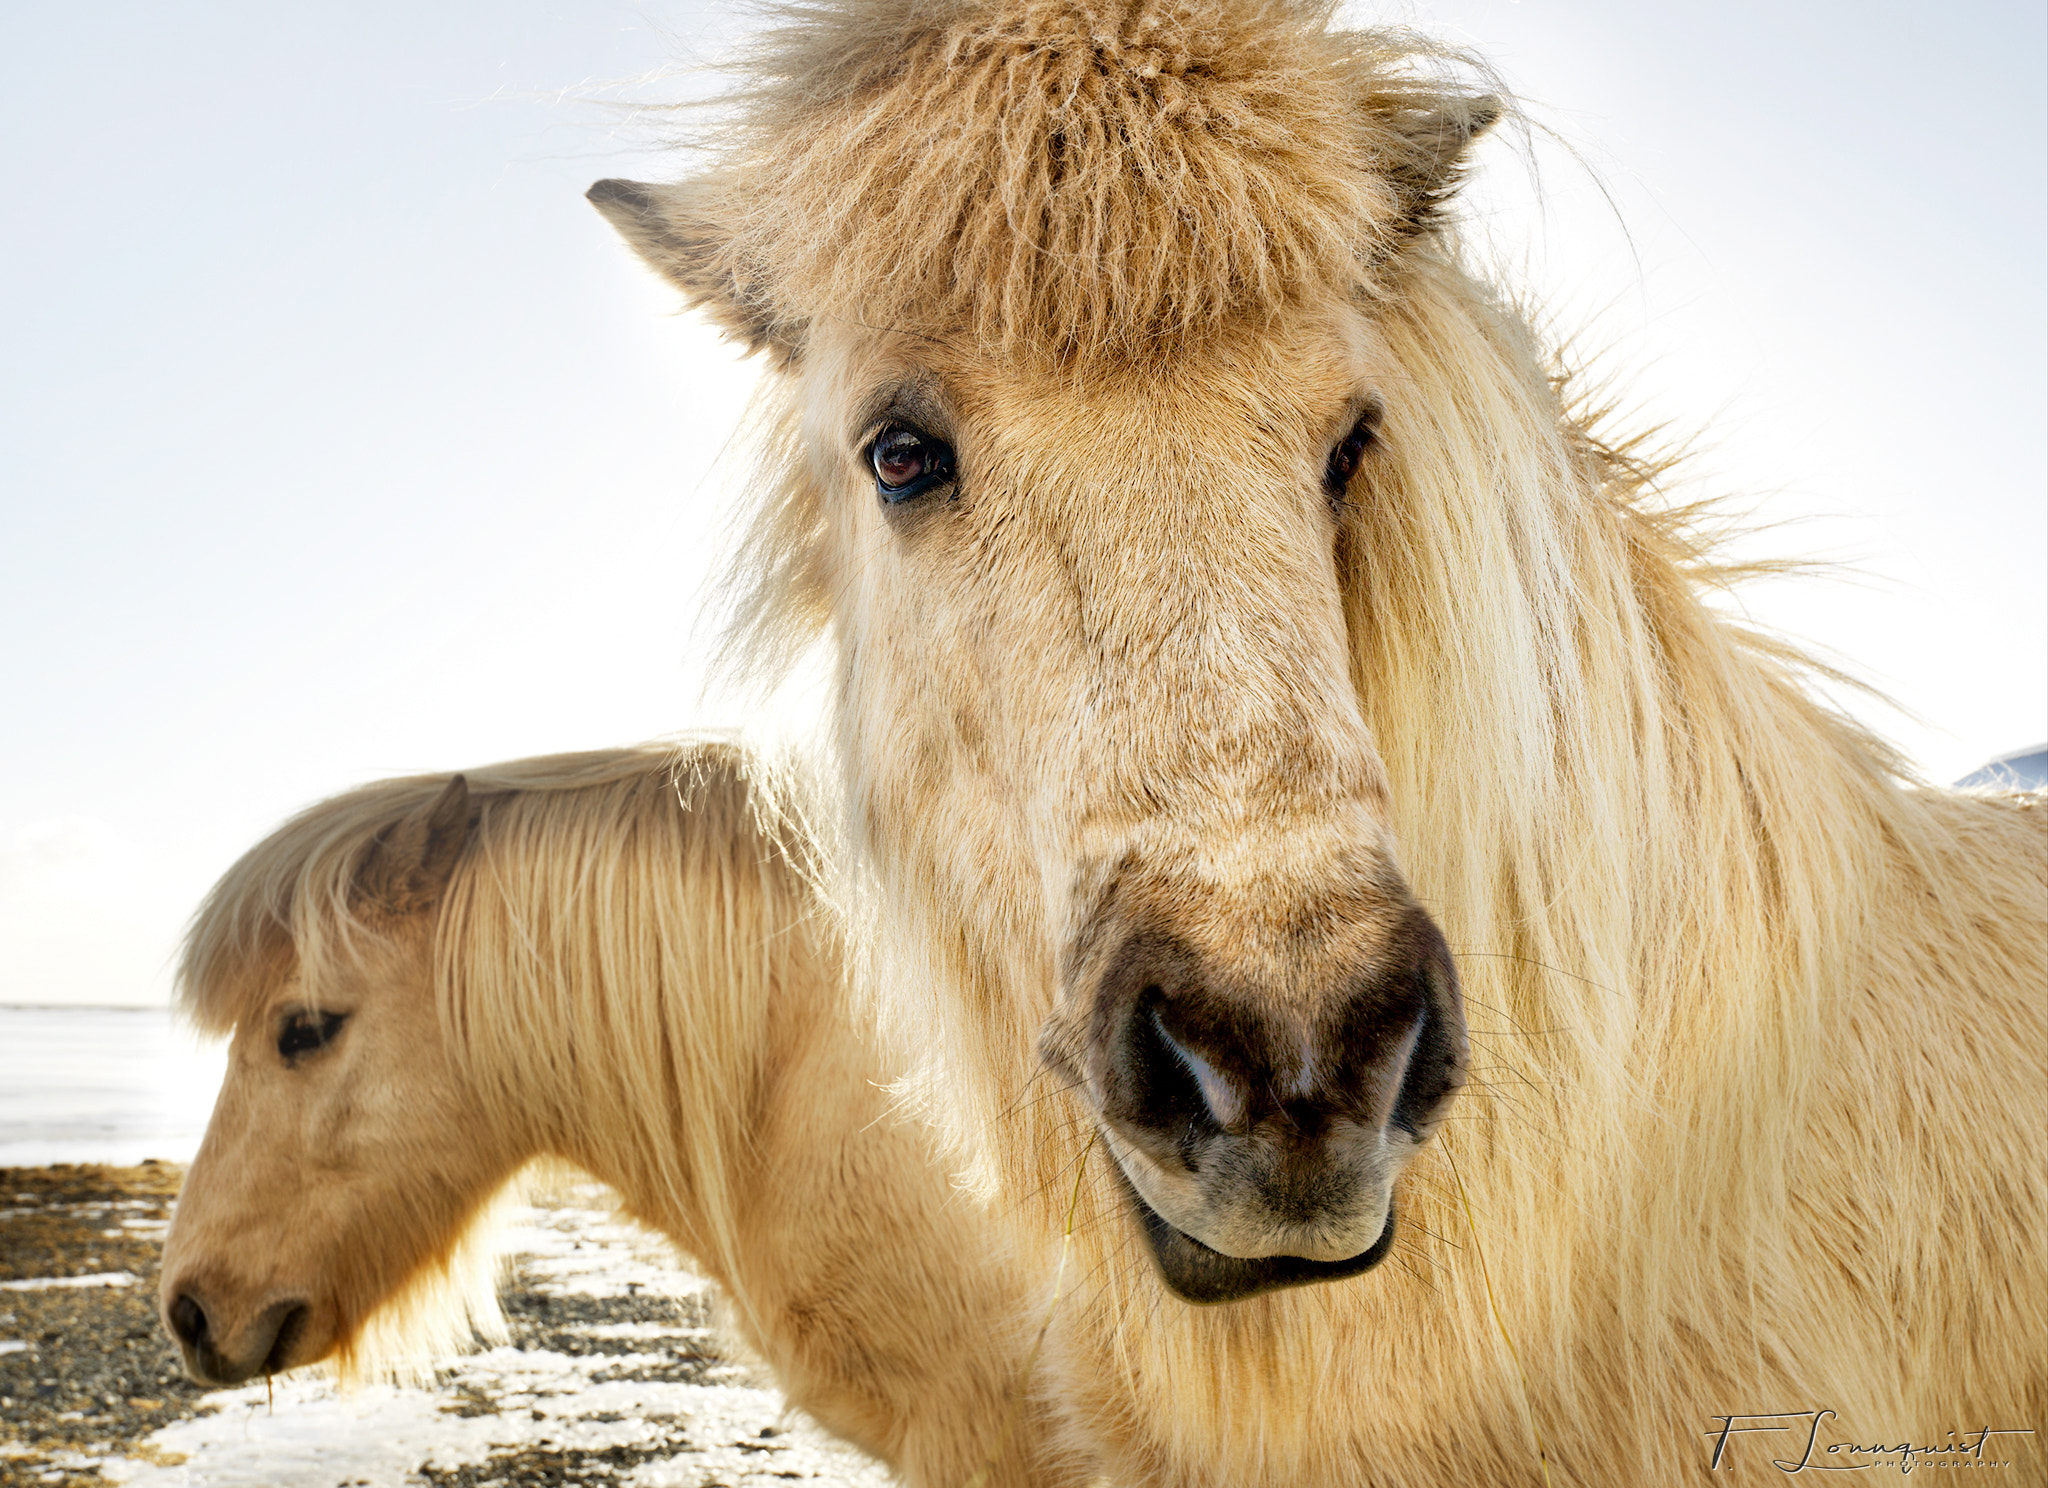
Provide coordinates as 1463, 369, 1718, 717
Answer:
169, 1292, 208, 1349
263, 1303, 309, 1375
1144, 1006, 1244, 1131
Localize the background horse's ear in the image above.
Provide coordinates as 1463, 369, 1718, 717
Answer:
354, 775, 474, 917
586, 177, 801, 364
1372, 91, 1503, 241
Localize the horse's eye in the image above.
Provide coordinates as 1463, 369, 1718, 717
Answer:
1324, 410, 1380, 500
277, 1010, 347, 1062
869, 425, 955, 503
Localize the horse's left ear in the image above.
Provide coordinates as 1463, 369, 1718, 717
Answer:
354, 776, 473, 917
1373, 92, 1503, 239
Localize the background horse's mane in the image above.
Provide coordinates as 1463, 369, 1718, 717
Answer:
178, 745, 700, 1034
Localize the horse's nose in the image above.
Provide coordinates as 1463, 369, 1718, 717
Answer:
164, 1288, 311, 1385
1058, 898, 1465, 1297
1095, 906, 1465, 1156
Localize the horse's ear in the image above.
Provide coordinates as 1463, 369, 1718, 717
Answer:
1373, 92, 1502, 239
354, 776, 473, 918
586, 177, 800, 364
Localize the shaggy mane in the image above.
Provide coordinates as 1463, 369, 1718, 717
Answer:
692, 0, 1496, 358
176, 746, 694, 1034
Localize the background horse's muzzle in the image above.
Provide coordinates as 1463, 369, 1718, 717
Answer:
165, 1286, 311, 1387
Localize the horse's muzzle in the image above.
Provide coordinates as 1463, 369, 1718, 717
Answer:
165, 1287, 312, 1387
1048, 900, 1465, 1303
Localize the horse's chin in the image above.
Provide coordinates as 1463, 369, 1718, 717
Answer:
1112, 1167, 1396, 1304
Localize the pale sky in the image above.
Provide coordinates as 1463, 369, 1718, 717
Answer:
3, 0, 2042, 1007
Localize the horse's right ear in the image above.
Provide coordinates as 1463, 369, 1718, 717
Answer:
586, 178, 800, 364
354, 776, 474, 918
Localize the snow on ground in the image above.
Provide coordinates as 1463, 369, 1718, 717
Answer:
0, 1271, 142, 1291
67, 1183, 891, 1488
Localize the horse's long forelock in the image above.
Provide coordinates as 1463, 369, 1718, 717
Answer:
696, 0, 1494, 360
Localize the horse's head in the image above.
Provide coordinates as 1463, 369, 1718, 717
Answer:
594, 0, 1489, 1302
160, 777, 512, 1385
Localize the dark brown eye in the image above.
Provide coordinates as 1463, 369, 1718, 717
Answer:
1324, 408, 1381, 500
869, 425, 955, 503
277, 1010, 347, 1062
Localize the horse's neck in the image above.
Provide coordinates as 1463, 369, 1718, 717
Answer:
1389, 390, 1907, 1004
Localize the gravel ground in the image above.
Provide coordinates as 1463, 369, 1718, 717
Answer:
0, 1163, 200, 1485
0, 1166, 887, 1488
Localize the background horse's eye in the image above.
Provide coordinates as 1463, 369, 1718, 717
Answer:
1324, 412, 1378, 500
869, 425, 955, 503
277, 1010, 347, 1062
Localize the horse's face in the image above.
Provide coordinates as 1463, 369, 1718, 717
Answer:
796, 306, 1465, 1302
589, 1, 1497, 1304
160, 780, 509, 1384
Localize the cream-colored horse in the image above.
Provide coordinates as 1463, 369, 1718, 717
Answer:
565, 0, 2042, 1481
160, 744, 1081, 1488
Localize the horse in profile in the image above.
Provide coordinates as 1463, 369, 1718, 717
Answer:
165, 0, 2045, 1480
159, 744, 1079, 1487
569, 0, 2042, 1480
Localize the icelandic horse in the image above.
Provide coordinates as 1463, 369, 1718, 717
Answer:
160, 745, 1084, 1486
577, 0, 2046, 1480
